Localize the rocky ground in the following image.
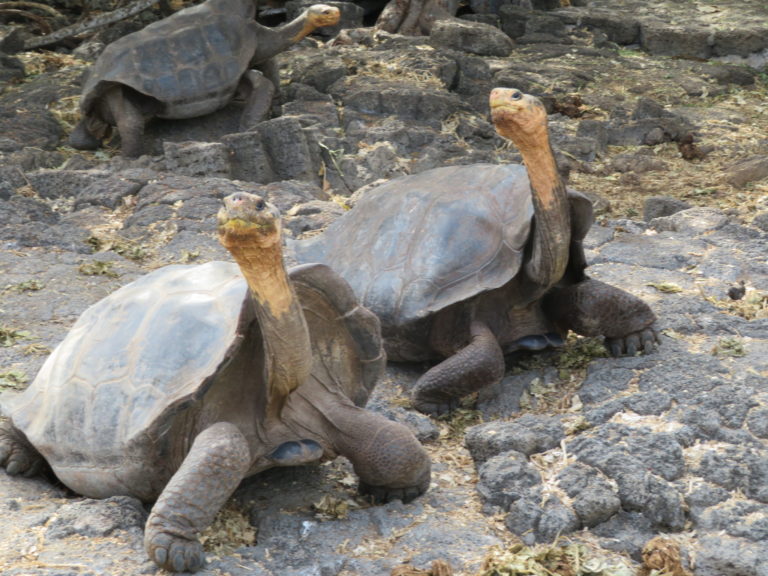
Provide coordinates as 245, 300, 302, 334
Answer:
1, 0, 768, 574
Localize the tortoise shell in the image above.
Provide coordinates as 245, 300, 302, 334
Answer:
80, 0, 259, 118
295, 163, 536, 327
6, 262, 247, 467
294, 163, 593, 355
5, 261, 381, 481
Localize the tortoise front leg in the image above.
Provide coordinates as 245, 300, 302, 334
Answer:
144, 422, 251, 573
316, 400, 431, 503
68, 119, 101, 151
544, 277, 659, 356
411, 320, 505, 416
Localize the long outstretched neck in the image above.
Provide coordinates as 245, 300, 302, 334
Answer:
228, 240, 313, 419
254, 9, 325, 62
283, 9, 321, 43
516, 122, 571, 289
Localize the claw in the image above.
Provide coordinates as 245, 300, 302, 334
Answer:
606, 338, 623, 357
412, 397, 459, 417
605, 326, 660, 357
152, 546, 168, 567
625, 333, 640, 356
147, 531, 206, 573
359, 481, 426, 504
643, 338, 655, 354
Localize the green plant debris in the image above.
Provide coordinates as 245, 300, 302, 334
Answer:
24, 343, 50, 356
87, 235, 148, 262
0, 326, 32, 347
0, 370, 29, 389
179, 250, 201, 263
199, 502, 256, 558
114, 242, 149, 261
481, 542, 636, 576
646, 282, 683, 293
563, 414, 592, 435
4, 280, 45, 293
712, 336, 746, 357
556, 336, 608, 373
78, 261, 119, 278
49, 94, 82, 133
437, 403, 482, 440
312, 494, 359, 520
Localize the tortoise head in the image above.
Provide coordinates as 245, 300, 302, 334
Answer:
306, 4, 341, 28
217, 193, 281, 252
489, 88, 548, 146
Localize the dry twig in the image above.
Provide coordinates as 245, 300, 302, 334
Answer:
22, 0, 160, 50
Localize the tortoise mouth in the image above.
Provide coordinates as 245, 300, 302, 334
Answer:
489, 87, 526, 116
217, 193, 281, 246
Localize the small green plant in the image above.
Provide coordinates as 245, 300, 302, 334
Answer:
0, 370, 28, 389
4, 280, 44, 293
0, 326, 32, 347
556, 336, 608, 372
87, 235, 148, 262
24, 343, 50, 356
179, 250, 201, 263
78, 261, 119, 278
312, 494, 358, 520
712, 336, 746, 357
113, 242, 149, 262
438, 403, 482, 440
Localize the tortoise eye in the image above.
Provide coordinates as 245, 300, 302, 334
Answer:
255, 198, 265, 210
511, 91, 522, 100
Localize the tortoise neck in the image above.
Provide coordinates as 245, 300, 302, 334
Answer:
234, 243, 293, 316
515, 126, 571, 288
281, 10, 318, 45
249, 11, 316, 64
229, 242, 312, 419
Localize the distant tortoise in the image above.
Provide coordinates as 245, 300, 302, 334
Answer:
69, 0, 340, 157
0, 193, 430, 572
294, 88, 659, 415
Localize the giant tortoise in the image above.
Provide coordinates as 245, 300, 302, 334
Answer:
69, 0, 340, 157
294, 88, 659, 415
0, 193, 430, 572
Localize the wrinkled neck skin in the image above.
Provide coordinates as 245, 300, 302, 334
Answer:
513, 123, 571, 289
228, 241, 313, 420
251, 11, 318, 64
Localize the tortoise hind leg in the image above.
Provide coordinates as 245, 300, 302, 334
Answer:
144, 422, 251, 573
544, 277, 659, 356
317, 401, 431, 503
411, 320, 505, 416
102, 86, 151, 158
0, 420, 46, 477
237, 70, 276, 131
